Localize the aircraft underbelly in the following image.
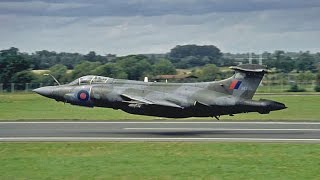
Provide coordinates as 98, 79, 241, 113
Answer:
120, 105, 210, 118
118, 99, 286, 118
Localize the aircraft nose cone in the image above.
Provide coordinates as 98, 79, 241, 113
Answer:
33, 87, 53, 98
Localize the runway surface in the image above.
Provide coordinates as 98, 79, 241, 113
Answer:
1, 121, 320, 142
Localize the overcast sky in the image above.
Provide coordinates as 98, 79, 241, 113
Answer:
0, 0, 320, 55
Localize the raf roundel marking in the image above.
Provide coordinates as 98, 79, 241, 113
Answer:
77, 90, 89, 101
229, 80, 242, 90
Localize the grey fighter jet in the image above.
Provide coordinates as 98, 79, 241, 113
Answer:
33, 64, 286, 119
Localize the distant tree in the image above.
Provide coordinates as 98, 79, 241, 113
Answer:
265, 50, 295, 73
279, 56, 295, 73
84, 51, 96, 62
169, 45, 222, 68
170, 45, 222, 59
274, 50, 285, 65
58, 52, 84, 69
11, 70, 35, 84
91, 63, 128, 79
84, 51, 109, 63
34, 50, 58, 69
315, 53, 320, 64
71, 61, 101, 79
27, 50, 108, 70
152, 59, 176, 75
0, 47, 31, 84
116, 55, 152, 80
220, 57, 237, 66
296, 52, 316, 72
49, 64, 68, 83
315, 71, 320, 92
194, 64, 221, 82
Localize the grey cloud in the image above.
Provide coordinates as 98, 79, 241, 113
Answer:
1, 0, 320, 17
0, 1, 320, 55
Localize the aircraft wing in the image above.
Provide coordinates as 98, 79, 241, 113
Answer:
120, 94, 183, 109
152, 99, 183, 108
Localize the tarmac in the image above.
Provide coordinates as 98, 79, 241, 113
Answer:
1, 121, 320, 142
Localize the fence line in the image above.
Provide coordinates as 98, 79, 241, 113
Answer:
0, 82, 60, 93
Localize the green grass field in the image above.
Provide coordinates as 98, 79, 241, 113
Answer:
256, 84, 312, 93
0, 93, 320, 120
1, 94, 320, 179
0, 142, 319, 179
0, 93, 150, 120
256, 84, 316, 93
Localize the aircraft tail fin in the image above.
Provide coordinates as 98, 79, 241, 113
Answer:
220, 64, 268, 99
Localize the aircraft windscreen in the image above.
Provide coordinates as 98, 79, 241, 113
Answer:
91, 76, 110, 84
68, 75, 110, 85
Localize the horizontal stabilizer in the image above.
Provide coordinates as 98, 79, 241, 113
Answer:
230, 64, 268, 73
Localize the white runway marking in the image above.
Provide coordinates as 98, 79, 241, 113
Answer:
124, 128, 320, 131
1, 121, 320, 124
1, 137, 320, 142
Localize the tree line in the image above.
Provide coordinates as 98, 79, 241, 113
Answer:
1, 45, 320, 90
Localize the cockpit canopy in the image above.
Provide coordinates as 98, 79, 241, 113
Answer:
68, 75, 111, 85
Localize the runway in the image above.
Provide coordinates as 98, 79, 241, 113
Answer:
1, 121, 320, 142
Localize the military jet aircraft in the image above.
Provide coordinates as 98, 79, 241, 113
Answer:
33, 64, 286, 119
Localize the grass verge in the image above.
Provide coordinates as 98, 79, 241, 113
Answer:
0, 93, 319, 121
0, 142, 319, 179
